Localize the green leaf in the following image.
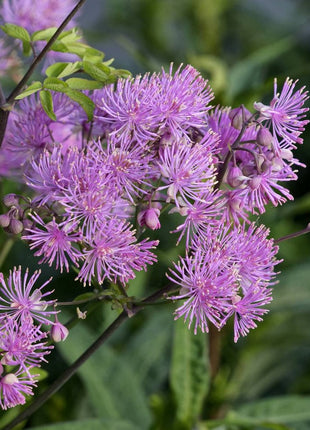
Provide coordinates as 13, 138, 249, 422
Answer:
73, 292, 97, 302
65, 78, 104, 90
22, 40, 32, 56
58, 323, 151, 429
39, 90, 56, 120
65, 89, 95, 121
1, 23, 31, 42
15, 81, 42, 99
43, 77, 69, 92
170, 318, 210, 427
27, 418, 138, 430
31, 26, 57, 41
232, 395, 310, 425
83, 61, 111, 82
45, 61, 82, 78
226, 37, 294, 102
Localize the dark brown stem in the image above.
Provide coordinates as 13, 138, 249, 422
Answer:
2, 283, 173, 430
0, 0, 87, 148
275, 223, 310, 244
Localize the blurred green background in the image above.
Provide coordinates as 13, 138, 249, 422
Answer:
2, 0, 310, 429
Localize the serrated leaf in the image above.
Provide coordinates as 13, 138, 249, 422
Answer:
43, 77, 68, 92
40, 90, 56, 120
170, 318, 210, 427
66, 77, 104, 90
15, 81, 42, 99
31, 27, 57, 41
1, 23, 31, 42
45, 61, 82, 78
65, 89, 95, 121
83, 61, 111, 82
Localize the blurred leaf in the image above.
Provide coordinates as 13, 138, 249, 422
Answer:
170, 318, 210, 427
189, 54, 227, 93
1, 23, 31, 42
45, 62, 82, 78
83, 61, 111, 82
232, 395, 310, 425
15, 81, 42, 99
226, 37, 293, 103
27, 418, 138, 430
65, 78, 104, 90
40, 90, 56, 120
73, 292, 97, 302
31, 27, 58, 41
64, 89, 95, 121
58, 323, 151, 429
22, 40, 32, 56
43, 77, 69, 92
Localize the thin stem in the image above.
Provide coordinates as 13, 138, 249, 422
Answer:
209, 324, 221, 380
0, 0, 87, 148
275, 223, 310, 244
3, 283, 173, 430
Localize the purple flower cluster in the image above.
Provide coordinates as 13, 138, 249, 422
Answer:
0, 267, 65, 409
2, 65, 308, 343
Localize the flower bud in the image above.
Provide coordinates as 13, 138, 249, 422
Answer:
280, 148, 293, 161
227, 166, 244, 187
3, 194, 19, 208
229, 105, 252, 130
138, 208, 161, 230
2, 373, 18, 385
271, 157, 283, 172
0, 214, 10, 228
9, 219, 24, 234
51, 322, 69, 342
257, 127, 273, 147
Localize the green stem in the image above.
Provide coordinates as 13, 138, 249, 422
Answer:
275, 223, 310, 244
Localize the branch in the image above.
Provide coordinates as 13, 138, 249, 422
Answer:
275, 223, 310, 244
0, 0, 87, 148
2, 283, 174, 430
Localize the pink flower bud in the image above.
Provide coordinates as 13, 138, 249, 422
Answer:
257, 127, 273, 147
0, 214, 10, 228
227, 166, 244, 188
9, 219, 23, 234
249, 176, 262, 190
229, 105, 252, 130
138, 208, 161, 230
3, 194, 19, 208
51, 322, 69, 342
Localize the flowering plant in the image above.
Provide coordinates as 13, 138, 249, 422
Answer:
0, 1, 309, 429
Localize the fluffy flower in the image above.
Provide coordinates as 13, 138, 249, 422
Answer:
254, 78, 309, 153
22, 214, 82, 273
77, 218, 158, 286
0, 267, 56, 325
0, 369, 36, 410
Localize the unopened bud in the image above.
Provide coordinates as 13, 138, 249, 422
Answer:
9, 219, 23, 234
3, 194, 19, 208
0, 214, 10, 228
280, 148, 293, 161
138, 208, 161, 230
257, 127, 273, 147
229, 105, 252, 130
271, 157, 283, 172
23, 219, 33, 230
2, 373, 18, 385
51, 322, 69, 342
227, 166, 244, 188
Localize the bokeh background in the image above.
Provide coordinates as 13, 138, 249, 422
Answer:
1, 0, 310, 429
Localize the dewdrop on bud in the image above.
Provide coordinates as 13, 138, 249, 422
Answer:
51, 322, 69, 342
257, 127, 273, 147
0, 214, 10, 228
3, 194, 19, 208
9, 219, 24, 234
